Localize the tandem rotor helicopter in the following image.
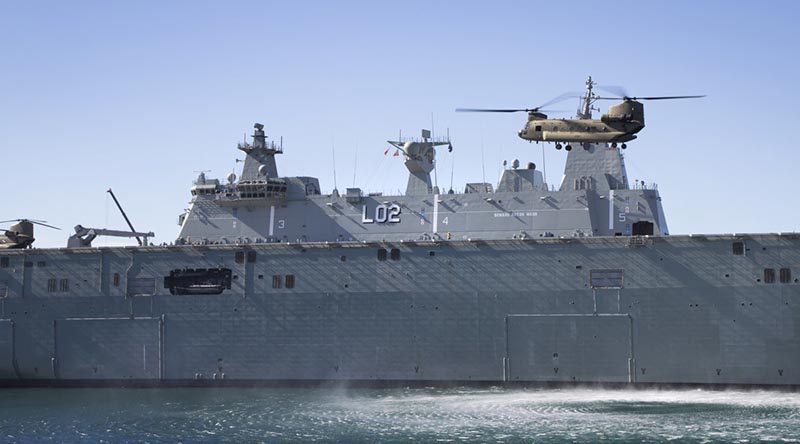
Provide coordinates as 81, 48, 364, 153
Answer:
0, 219, 60, 249
457, 76, 704, 150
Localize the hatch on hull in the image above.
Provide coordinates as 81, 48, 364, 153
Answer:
506, 314, 633, 383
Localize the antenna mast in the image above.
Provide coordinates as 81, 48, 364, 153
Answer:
480, 137, 486, 186
578, 76, 599, 119
430, 113, 438, 191
448, 128, 454, 193
352, 142, 358, 187
331, 140, 338, 193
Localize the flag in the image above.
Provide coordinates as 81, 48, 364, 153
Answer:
384, 148, 389, 155
393, 149, 400, 157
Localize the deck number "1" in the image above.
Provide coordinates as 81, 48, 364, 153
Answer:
362, 204, 401, 224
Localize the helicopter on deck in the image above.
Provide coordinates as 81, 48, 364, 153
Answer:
0, 219, 60, 249
457, 76, 704, 150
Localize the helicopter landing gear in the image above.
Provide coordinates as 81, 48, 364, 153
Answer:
565, 144, 572, 151
555, 143, 562, 150
621, 143, 627, 149
611, 142, 618, 148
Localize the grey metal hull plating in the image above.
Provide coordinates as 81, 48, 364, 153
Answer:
1, 233, 798, 387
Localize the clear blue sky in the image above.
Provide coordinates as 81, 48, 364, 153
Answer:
2, 1, 799, 247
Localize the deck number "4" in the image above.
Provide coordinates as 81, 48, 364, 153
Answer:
362, 204, 401, 224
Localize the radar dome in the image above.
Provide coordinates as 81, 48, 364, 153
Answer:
227, 173, 237, 183
258, 165, 269, 177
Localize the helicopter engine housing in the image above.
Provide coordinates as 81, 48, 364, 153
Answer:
602, 100, 645, 125
9, 221, 34, 238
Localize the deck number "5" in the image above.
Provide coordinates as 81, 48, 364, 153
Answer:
362, 204, 401, 224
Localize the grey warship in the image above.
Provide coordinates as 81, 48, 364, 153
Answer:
0, 79, 797, 387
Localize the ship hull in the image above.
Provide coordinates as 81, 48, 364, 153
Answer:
1, 234, 798, 387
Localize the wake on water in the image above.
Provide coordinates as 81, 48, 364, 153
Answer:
1, 387, 799, 443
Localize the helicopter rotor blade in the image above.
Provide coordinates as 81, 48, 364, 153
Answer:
456, 108, 530, 113
0, 219, 61, 230
0, 218, 47, 223
455, 108, 566, 114
456, 91, 578, 115
30, 221, 61, 230
595, 95, 706, 101
632, 95, 706, 100
597, 85, 630, 98
535, 91, 579, 110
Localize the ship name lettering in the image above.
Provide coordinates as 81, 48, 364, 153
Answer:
362, 204, 401, 224
493, 211, 537, 218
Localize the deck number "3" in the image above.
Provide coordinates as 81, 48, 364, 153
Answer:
362, 204, 401, 224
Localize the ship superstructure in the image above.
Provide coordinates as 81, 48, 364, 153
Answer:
178, 99, 666, 245
0, 79, 797, 388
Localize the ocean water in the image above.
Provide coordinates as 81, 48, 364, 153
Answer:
0, 387, 799, 443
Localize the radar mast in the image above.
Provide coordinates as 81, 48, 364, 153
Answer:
577, 76, 599, 120
388, 129, 452, 195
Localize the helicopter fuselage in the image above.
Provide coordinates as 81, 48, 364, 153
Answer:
518, 117, 643, 143
518, 100, 645, 144
0, 231, 33, 249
